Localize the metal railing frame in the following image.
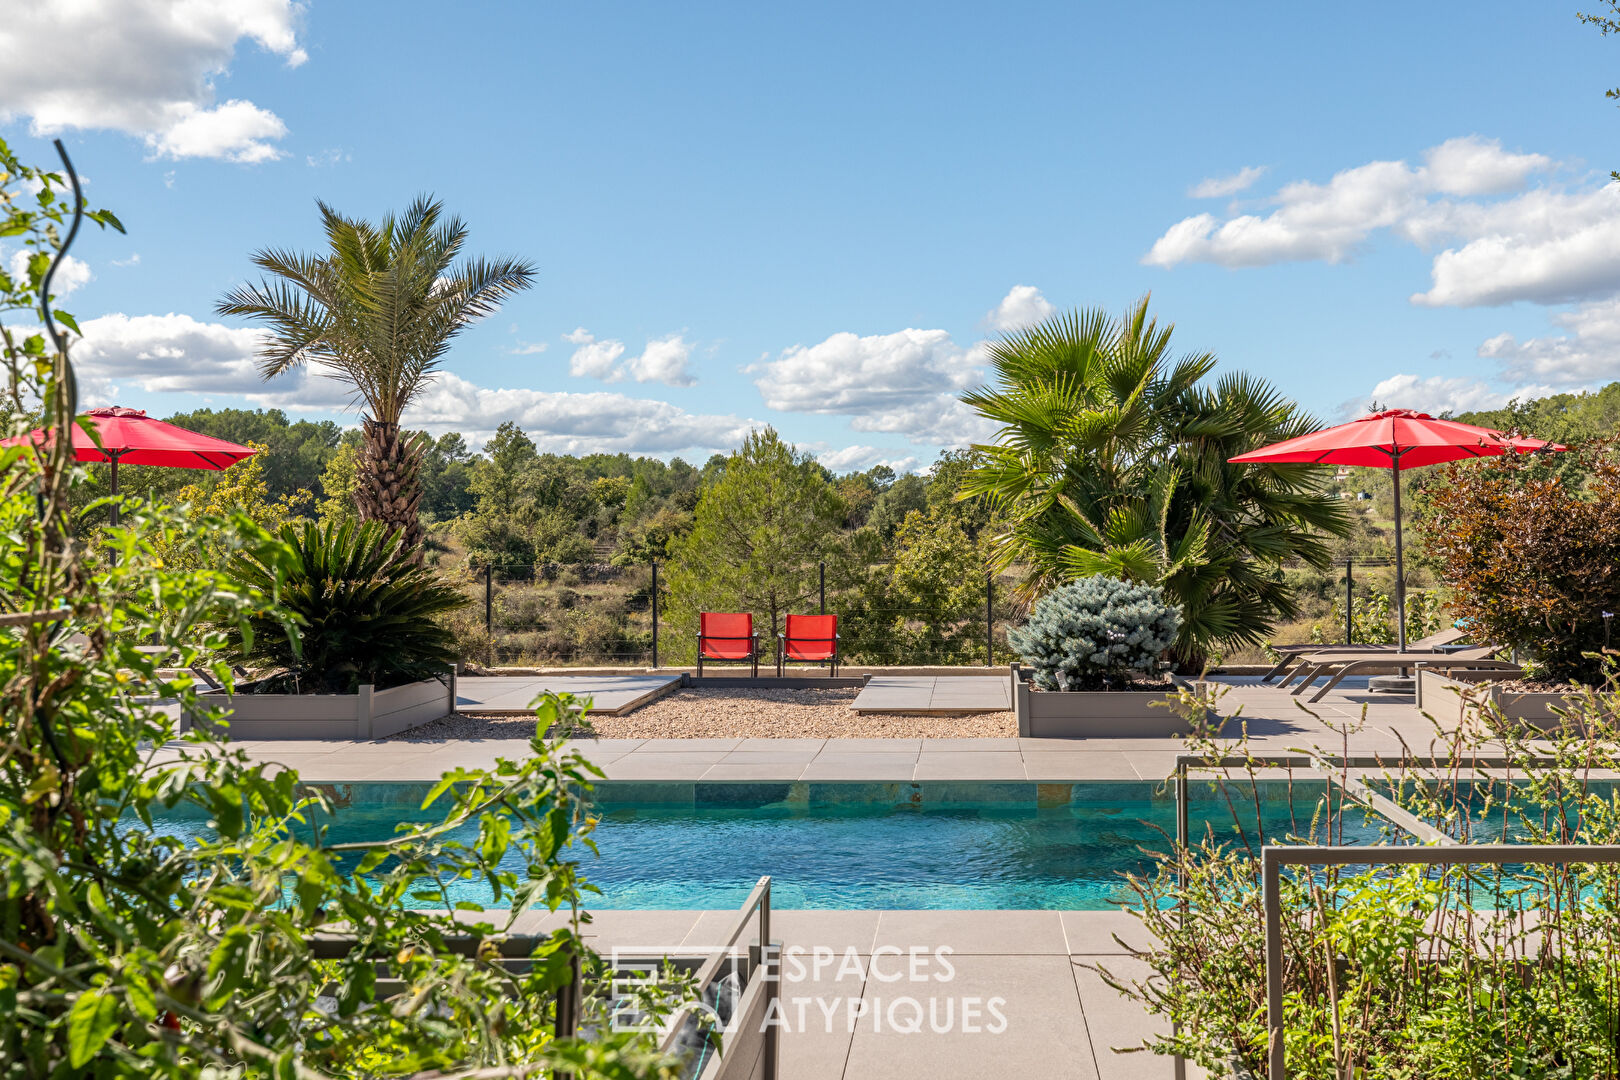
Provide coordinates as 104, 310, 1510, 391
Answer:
1168, 751, 1620, 1080
659, 874, 779, 1080
306, 879, 776, 1078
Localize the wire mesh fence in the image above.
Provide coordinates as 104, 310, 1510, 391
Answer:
441, 561, 656, 667
440, 560, 1028, 669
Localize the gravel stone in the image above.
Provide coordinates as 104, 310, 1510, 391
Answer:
393, 687, 1016, 740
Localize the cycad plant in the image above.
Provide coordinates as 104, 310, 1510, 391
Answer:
961, 298, 1350, 669
218, 197, 535, 553
224, 518, 469, 692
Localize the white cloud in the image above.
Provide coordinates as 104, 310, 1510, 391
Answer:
0, 0, 304, 163
565, 329, 627, 380
147, 99, 288, 163
60, 311, 347, 409
1410, 186, 1620, 306
504, 341, 549, 356
814, 444, 922, 474
985, 285, 1055, 332
56, 311, 757, 457
305, 148, 349, 168
1421, 138, 1551, 197
112, 254, 141, 268
564, 327, 696, 385
751, 327, 996, 446
1144, 136, 1559, 278
1189, 165, 1267, 199
1358, 373, 1564, 418
404, 374, 755, 455
6, 250, 92, 297
624, 333, 696, 386
1475, 298, 1620, 386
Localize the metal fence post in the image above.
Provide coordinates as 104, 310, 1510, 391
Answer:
554, 942, 582, 1080
1263, 849, 1285, 1080
986, 572, 994, 667
484, 564, 494, 669
819, 561, 825, 615
651, 560, 660, 669
1173, 758, 1189, 1080
1344, 558, 1353, 644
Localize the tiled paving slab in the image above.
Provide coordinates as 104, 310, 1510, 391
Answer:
851, 675, 1012, 714
455, 674, 682, 716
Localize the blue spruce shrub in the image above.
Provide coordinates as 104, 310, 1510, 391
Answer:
1008, 575, 1180, 690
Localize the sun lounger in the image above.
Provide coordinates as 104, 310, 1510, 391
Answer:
1260, 626, 1467, 684
1286, 645, 1517, 702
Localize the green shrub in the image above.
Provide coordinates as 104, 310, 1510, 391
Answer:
1008, 575, 1180, 689
223, 518, 469, 692
1110, 678, 1620, 1078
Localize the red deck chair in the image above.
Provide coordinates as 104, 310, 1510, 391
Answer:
777, 614, 840, 677
697, 612, 760, 677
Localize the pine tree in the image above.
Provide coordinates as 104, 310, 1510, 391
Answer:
666, 428, 846, 657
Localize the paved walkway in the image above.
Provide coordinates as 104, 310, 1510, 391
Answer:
455, 674, 681, 716
850, 675, 1011, 714
494, 907, 1175, 1080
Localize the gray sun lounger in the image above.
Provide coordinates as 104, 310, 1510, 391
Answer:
1261, 626, 1468, 684
1286, 645, 1517, 703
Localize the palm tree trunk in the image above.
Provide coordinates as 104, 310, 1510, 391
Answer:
357, 419, 424, 556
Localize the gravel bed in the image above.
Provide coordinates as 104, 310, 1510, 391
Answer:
393, 687, 1016, 740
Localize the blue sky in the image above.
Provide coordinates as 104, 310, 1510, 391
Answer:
3, 1, 1617, 470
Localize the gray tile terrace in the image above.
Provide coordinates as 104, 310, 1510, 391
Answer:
187, 676, 1462, 783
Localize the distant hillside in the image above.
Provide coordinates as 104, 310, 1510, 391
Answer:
1451, 382, 1620, 443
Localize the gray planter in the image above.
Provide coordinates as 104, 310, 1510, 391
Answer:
1009, 664, 1215, 737
183, 675, 454, 740
1417, 667, 1602, 733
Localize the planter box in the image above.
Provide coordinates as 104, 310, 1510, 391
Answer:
1416, 667, 1601, 733
1010, 664, 1216, 737
183, 675, 454, 740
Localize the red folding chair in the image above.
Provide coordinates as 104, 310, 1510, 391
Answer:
697, 612, 760, 677
777, 613, 840, 677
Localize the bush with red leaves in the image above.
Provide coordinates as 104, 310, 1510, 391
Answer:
1419, 440, 1620, 684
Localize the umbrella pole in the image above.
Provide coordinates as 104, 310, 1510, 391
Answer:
1391, 460, 1405, 652
109, 453, 119, 528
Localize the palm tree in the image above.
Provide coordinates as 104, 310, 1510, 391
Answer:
960, 297, 1351, 669
217, 196, 536, 552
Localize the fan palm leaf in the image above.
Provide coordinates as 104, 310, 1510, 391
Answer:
961, 295, 1352, 667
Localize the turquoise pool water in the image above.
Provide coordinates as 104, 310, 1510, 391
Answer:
139, 780, 1398, 910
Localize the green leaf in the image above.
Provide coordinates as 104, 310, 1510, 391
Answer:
54, 309, 80, 334
355, 847, 389, 874
67, 987, 119, 1067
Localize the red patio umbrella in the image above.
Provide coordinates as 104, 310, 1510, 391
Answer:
7, 406, 257, 525
1228, 408, 1565, 650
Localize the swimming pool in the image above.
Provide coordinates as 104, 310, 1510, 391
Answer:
141, 780, 1399, 910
